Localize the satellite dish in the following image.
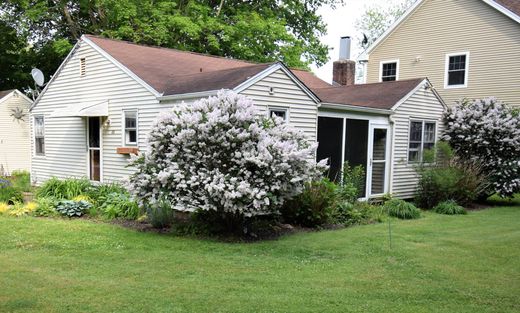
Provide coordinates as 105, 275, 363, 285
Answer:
31, 68, 45, 87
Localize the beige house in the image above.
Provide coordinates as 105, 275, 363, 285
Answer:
0, 89, 32, 175
363, 0, 520, 106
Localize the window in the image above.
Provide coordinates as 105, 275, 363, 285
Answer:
34, 116, 45, 155
445, 52, 468, 88
408, 120, 436, 163
80, 58, 86, 76
380, 60, 399, 82
268, 108, 288, 122
124, 110, 137, 145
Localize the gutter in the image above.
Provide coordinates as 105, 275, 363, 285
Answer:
157, 90, 221, 101
319, 102, 393, 115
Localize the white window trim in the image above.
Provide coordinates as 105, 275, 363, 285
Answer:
268, 107, 289, 122
379, 59, 399, 82
407, 119, 437, 164
33, 115, 45, 156
122, 109, 138, 146
444, 52, 469, 89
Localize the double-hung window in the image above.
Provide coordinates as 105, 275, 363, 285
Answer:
380, 60, 399, 82
268, 107, 288, 122
408, 120, 436, 163
445, 52, 469, 88
124, 110, 137, 145
34, 116, 45, 155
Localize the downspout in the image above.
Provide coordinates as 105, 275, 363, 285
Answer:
388, 114, 396, 195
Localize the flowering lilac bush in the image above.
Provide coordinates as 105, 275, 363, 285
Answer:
443, 98, 520, 197
129, 91, 327, 217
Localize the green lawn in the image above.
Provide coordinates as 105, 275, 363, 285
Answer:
1, 206, 519, 313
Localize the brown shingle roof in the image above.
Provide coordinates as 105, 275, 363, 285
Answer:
494, 0, 520, 17
85, 35, 330, 95
313, 78, 426, 110
0, 89, 14, 100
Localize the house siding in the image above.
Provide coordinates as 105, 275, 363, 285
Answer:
241, 69, 318, 141
0, 92, 31, 174
30, 41, 158, 184
366, 0, 520, 107
391, 86, 445, 199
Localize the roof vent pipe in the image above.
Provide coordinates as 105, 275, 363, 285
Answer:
338, 36, 351, 60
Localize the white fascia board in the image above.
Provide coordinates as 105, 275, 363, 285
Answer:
30, 41, 81, 111
14, 90, 34, 104
158, 90, 220, 101
482, 0, 520, 24
319, 102, 393, 115
390, 78, 447, 111
82, 35, 161, 97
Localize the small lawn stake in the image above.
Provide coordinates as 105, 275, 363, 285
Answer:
388, 207, 392, 250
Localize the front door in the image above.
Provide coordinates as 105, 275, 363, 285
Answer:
87, 117, 101, 182
367, 125, 389, 196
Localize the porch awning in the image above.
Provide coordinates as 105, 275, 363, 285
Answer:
50, 100, 108, 117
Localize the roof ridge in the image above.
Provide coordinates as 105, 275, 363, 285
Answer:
165, 63, 274, 79
84, 34, 260, 65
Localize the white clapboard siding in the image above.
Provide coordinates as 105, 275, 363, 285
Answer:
0, 92, 32, 174
367, 0, 520, 107
240, 69, 318, 141
391, 86, 445, 199
31, 41, 159, 184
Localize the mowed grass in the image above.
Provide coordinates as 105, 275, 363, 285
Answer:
1, 206, 519, 313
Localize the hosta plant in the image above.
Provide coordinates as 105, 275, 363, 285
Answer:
443, 98, 520, 197
55, 200, 91, 217
129, 91, 326, 218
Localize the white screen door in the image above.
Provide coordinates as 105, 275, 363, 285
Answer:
368, 125, 389, 196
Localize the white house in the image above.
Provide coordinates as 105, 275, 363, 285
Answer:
30, 35, 446, 199
0, 89, 32, 175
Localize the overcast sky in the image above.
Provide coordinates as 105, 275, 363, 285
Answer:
312, 0, 405, 82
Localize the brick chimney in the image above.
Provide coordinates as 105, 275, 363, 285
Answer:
333, 36, 356, 86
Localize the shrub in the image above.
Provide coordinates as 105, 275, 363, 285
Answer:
433, 200, 467, 215
338, 162, 365, 202
147, 199, 175, 229
0, 178, 23, 204
443, 98, 520, 197
55, 200, 91, 217
332, 201, 386, 226
280, 178, 339, 227
6, 201, 38, 217
33, 197, 58, 217
36, 178, 93, 199
415, 142, 489, 209
9, 170, 31, 192
129, 91, 326, 219
384, 199, 421, 220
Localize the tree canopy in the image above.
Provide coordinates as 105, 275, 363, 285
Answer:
0, 0, 343, 91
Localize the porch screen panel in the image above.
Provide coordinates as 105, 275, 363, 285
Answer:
345, 119, 368, 198
317, 117, 344, 182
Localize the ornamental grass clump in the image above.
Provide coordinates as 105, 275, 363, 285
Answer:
384, 199, 421, 220
433, 200, 467, 215
129, 91, 326, 219
443, 98, 520, 197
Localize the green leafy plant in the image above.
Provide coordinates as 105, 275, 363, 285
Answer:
9, 170, 31, 192
433, 200, 467, 215
36, 178, 93, 200
339, 162, 365, 201
280, 178, 339, 227
55, 200, 91, 217
332, 201, 386, 226
384, 199, 421, 220
33, 197, 58, 217
99, 193, 140, 220
147, 199, 175, 229
0, 178, 23, 204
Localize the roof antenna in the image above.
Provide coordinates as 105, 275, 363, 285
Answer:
30, 68, 46, 101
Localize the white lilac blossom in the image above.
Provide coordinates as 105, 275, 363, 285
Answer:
443, 98, 520, 197
128, 91, 327, 216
